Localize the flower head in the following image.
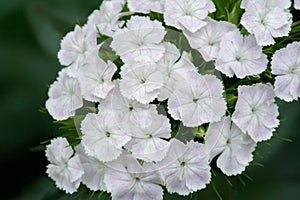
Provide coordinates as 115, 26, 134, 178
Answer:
157, 43, 197, 100
110, 16, 166, 63
232, 84, 280, 142
77, 47, 117, 102
57, 25, 98, 77
204, 117, 256, 176
157, 139, 211, 196
75, 145, 107, 191
124, 108, 171, 162
215, 29, 268, 79
45, 68, 83, 121
241, 0, 291, 10
168, 71, 226, 127
104, 154, 163, 200
241, 0, 292, 46
46, 138, 84, 194
184, 17, 236, 61
271, 41, 300, 102
128, 0, 165, 14
100, 82, 157, 122
81, 111, 131, 162
87, 0, 125, 37
164, 0, 215, 33
119, 61, 164, 104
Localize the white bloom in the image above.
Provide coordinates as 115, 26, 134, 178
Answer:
241, 0, 291, 9
45, 68, 83, 121
120, 61, 164, 104
157, 43, 197, 100
125, 109, 171, 162
104, 155, 163, 200
57, 25, 97, 77
164, 0, 215, 33
110, 16, 166, 63
75, 145, 107, 191
241, 0, 292, 46
81, 111, 131, 162
100, 82, 157, 123
215, 29, 268, 79
183, 17, 236, 61
168, 71, 226, 127
204, 117, 256, 176
232, 84, 280, 142
77, 47, 117, 102
128, 0, 165, 14
157, 139, 211, 196
87, 0, 125, 37
46, 137, 84, 194
271, 42, 300, 102
295, 0, 300, 9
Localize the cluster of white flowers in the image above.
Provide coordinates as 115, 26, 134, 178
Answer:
44, 0, 300, 199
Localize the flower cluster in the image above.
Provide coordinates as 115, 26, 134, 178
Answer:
44, 0, 300, 199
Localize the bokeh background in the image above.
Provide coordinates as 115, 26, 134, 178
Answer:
0, 0, 299, 199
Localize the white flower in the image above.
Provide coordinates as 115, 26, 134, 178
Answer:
119, 61, 164, 104
271, 42, 300, 102
164, 0, 215, 33
128, 0, 165, 14
157, 139, 211, 196
204, 116, 256, 176
100, 82, 157, 122
183, 17, 236, 61
45, 137, 84, 194
75, 145, 107, 191
104, 155, 163, 200
77, 47, 117, 102
125, 109, 171, 162
215, 29, 268, 79
87, 0, 125, 37
241, 0, 292, 46
45, 68, 83, 121
57, 25, 98, 77
168, 71, 226, 127
295, 0, 300, 9
110, 16, 166, 63
241, 0, 291, 9
157, 43, 197, 100
81, 111, 131, 162
232, 84, 280, 142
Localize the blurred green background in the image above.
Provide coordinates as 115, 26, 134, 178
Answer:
0, 0, 299, 199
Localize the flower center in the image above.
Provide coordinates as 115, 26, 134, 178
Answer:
105, 131, 111, 137
180, 161, 186, 167
128, 105, 133, 111
140, 78, 146, 84
193, 98, 199, 103
134, 177, 141, 182
289, 67, 296, 74
99, 77, 105, 83
235, 56, 241, 62
208, 41, 215, 46
260, 18, 266, 26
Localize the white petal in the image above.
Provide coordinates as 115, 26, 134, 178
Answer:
46, 137, 73, 165
81, 112, 131, 162
232, 84, 279, 142
110, 16, 166, 63
76, 145, 107, 191
46, 69, 83, 121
